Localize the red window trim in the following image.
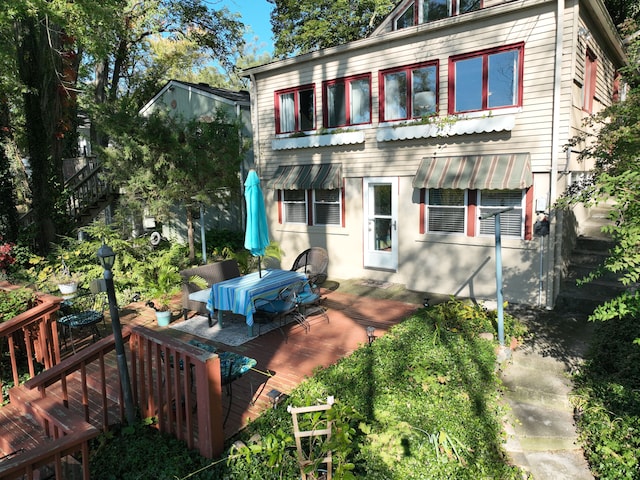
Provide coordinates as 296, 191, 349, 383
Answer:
322, 74, 372, 128
277, 186, 345, 227
448, 42, 525, 115
419, 186, 533, 239
583, 48, 597, 113
379, 60, 439, 123
274, 84, 316, 134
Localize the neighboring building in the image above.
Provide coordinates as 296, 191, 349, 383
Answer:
139, 80, 253, 241
242, 0, 625, 307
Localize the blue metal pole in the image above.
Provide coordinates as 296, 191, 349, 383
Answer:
495, 215, 505, 347
200, 203, 207, 264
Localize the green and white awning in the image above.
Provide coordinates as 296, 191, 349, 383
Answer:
267, 164, 342, 190
412, 154, 532, 190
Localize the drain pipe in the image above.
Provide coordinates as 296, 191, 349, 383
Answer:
547, 0, 564, 308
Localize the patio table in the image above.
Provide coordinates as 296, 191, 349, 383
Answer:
207, 269, 307, 337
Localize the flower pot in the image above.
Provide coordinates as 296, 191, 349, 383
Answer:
58, 282, 78, 300
155, 310, 171, 327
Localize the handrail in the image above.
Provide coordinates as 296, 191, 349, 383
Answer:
129, 326, 224, 458
0, 291, 62, 391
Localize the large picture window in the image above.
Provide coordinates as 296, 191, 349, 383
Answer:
478, 190, 524, 238
323, 75, 371, 128
450, 43, 524, 114
381, 62, 438, 122
426, 189, 466, 234
275, 85, 315, 134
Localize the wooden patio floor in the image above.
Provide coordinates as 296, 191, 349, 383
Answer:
118, 286, 419, 440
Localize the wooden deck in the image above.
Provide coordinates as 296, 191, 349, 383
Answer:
0, 287, 419, 462
122, 288, 419, 440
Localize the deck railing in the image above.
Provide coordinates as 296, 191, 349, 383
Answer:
0, 288, 62, 392
7, 324, 224, 463
129, 326, 225, 458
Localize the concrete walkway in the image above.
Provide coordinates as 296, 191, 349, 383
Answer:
501, 306, 595, 479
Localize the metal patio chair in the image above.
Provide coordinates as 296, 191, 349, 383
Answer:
290, 247, 329, 286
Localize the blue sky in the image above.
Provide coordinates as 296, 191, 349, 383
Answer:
215, 0, 275, 55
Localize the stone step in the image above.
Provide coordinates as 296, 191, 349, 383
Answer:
505, 401, 579, 452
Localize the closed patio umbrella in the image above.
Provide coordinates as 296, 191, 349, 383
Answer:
244, 169, 270, 277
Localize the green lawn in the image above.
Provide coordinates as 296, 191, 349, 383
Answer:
89, 299, 527, 479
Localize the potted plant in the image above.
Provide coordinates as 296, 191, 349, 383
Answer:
49, 262, 83, 299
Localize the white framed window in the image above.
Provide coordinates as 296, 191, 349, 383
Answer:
427, 189, 466, 234
478, 190, 524, 238
450, 43, 524, 114
283, 190, 308, 224
275, 85, 315, 134
313, 189, 341, 226
381, 62, 438, 121
323, 75, 371, 128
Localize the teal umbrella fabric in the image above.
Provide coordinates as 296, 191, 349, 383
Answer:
244, 169, 270, 276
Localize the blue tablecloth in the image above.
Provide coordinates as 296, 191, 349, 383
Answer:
207, 269, 307, 327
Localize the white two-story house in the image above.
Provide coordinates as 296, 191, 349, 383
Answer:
242, 0, 625, 307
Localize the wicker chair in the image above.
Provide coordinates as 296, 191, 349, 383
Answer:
180, 259, 241, 324
290, 247, 329, 286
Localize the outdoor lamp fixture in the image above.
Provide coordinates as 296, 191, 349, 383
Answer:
366, 326, 376, 346
97, 243, 136, 425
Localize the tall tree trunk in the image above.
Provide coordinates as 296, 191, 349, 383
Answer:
186, 207, 195, 263
14, 15, 79, 254
0, 96, 19, 242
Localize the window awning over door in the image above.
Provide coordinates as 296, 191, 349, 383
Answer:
267, 164, 342, 190
412, 154, 533, 190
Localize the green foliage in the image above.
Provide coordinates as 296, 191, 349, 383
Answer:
0, 287, 37, 321
269, 0, 398, 57
573, 315, 640, 478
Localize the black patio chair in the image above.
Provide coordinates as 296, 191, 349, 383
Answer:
290, 247, 329, 286
253, 283, 309, 336
57, 284, 107, 352
292, 278, 329, 324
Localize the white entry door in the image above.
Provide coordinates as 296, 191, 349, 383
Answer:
363, 177, 398, 270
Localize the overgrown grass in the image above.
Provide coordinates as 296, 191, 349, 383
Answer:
572, 316, 640, 479
89, 299, 526, 479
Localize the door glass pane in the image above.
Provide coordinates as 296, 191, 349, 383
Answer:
374, 218, 392, 251
374, 185, 391, 216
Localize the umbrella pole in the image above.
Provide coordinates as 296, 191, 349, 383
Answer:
258, 256, 262, 277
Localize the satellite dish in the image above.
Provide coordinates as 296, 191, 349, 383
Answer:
149, 231, 162, 246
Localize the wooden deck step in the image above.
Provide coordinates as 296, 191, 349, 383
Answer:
0, 403, 52, 460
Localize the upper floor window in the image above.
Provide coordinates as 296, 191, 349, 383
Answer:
323, 75, 371, 128
395, 0, 481, 29
582, 48, 597, 113
449, 43, 524, 114
478, 190, 524, 238
426, 188, 466, 234
275, 85, 315, 134
380, 62, 438, 122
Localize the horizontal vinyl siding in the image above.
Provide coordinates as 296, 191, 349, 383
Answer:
252, 0, 594, 182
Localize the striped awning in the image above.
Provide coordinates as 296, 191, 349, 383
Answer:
267, 164, 342, 190
412, 154, 533, 190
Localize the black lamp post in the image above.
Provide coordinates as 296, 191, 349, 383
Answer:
97, 244, 136, 425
